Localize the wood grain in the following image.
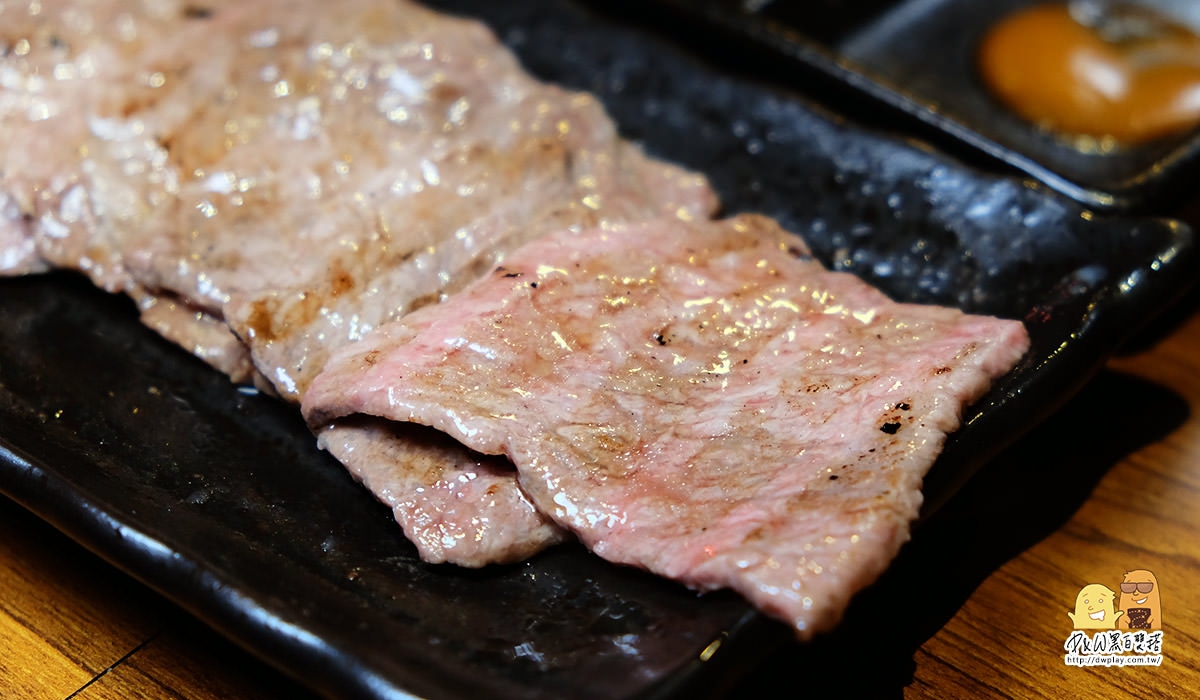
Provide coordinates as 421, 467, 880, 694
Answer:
906, 309, 1200, 698
0, 497, 320, 700
3, 309, 1199, 698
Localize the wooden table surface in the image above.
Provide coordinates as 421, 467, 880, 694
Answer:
3, 302, 1199, 698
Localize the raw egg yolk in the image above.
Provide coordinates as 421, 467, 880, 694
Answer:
979, 3, 1200, 147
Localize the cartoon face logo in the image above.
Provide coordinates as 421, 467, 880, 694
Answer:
1068, 583, 1122, 629
1117, 569, 1161, 630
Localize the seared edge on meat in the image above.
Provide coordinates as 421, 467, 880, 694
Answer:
1, 0, 717, 566
302, 214, 1030, 637
318, 417, 569, 567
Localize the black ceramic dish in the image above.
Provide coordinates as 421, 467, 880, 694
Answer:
610, 0, 1200, 212
0, 1, 1196, 698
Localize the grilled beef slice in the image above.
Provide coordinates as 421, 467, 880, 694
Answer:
303, 215, 1030, 636
0, 0, 715, 565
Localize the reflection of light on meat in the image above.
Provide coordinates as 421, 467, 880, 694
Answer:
302, 215, 1030, 637
1, 0, 718, 567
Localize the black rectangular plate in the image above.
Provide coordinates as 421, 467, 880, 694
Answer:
0, 1, 1196, 698
613, 0, 1200, 212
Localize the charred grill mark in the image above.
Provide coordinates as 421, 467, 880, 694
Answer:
183, 5, 213, 19
170, 101, 232, 172
878, 399, 916, 434
392, 248, 416, 264
251, 292, 323, 343
246, 299, 276, 342
328, 260, 355, 297
785, 245, 811, 261
121, 94, 155, 118
429, 83, 465, 104
456, 255, 500, 287
407, 292, 439, 312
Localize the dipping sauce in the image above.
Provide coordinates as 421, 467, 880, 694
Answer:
979, 3, 1200, 147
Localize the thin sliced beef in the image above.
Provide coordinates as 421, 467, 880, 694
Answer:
0, 0, 248, 363
320, 417, 568, 567
217, 112, 713, 400
3, 0, 715, 393
1, 0, 238, 285
302, 214, 1030, 637
135, 292, 257, 382
1, 0, 715, 566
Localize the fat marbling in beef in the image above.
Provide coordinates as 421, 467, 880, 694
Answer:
303, 214, 1031, 636
0, 0, 715, 565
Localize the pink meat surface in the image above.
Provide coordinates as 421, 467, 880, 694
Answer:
0, 0, 715, 565
0, 0, 256, 374
303, 214, 1030, 636
1, 0, 715, 393
319, 417, 567, 566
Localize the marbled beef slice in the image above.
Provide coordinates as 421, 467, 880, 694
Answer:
0, 0, 716, 566
1, 0, 249, 371
302, 214, 1031, 637
2, 0, 715, 391
319, 417, 568, 567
